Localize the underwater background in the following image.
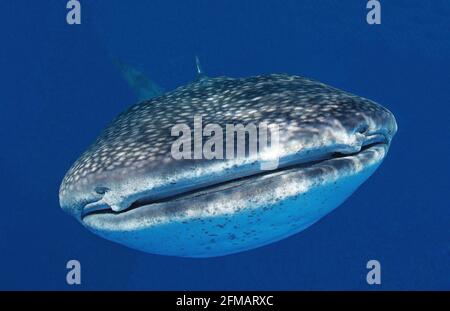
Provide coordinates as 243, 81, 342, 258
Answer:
1, 0, 449, 290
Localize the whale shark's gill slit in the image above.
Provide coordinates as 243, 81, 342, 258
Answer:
81, 141, 386, 220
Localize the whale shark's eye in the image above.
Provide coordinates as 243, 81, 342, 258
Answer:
356, 123, 369, 134
94, 186, 109, 195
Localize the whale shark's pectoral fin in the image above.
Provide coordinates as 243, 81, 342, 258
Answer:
112, 58, 164, 101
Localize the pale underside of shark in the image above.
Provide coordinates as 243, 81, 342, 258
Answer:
60, 59, 397, 257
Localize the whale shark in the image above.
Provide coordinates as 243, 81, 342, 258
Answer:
59, 64, 397, 257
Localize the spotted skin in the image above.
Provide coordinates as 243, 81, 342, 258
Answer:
60, 73, 397, 257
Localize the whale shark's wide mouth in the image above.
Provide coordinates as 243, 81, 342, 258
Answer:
81, 133, 389, 221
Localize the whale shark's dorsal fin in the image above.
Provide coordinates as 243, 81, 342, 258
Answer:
195, 55, 208, 82
112, 58, 164, 101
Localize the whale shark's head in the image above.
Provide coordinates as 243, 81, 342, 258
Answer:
60, 74, 397, 257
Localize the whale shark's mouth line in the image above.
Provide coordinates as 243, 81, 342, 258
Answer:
81, 137, 388, 221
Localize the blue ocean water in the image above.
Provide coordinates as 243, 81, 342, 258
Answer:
1, 0, 449, 290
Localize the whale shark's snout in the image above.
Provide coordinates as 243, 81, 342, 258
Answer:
60, 74, 397, 257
